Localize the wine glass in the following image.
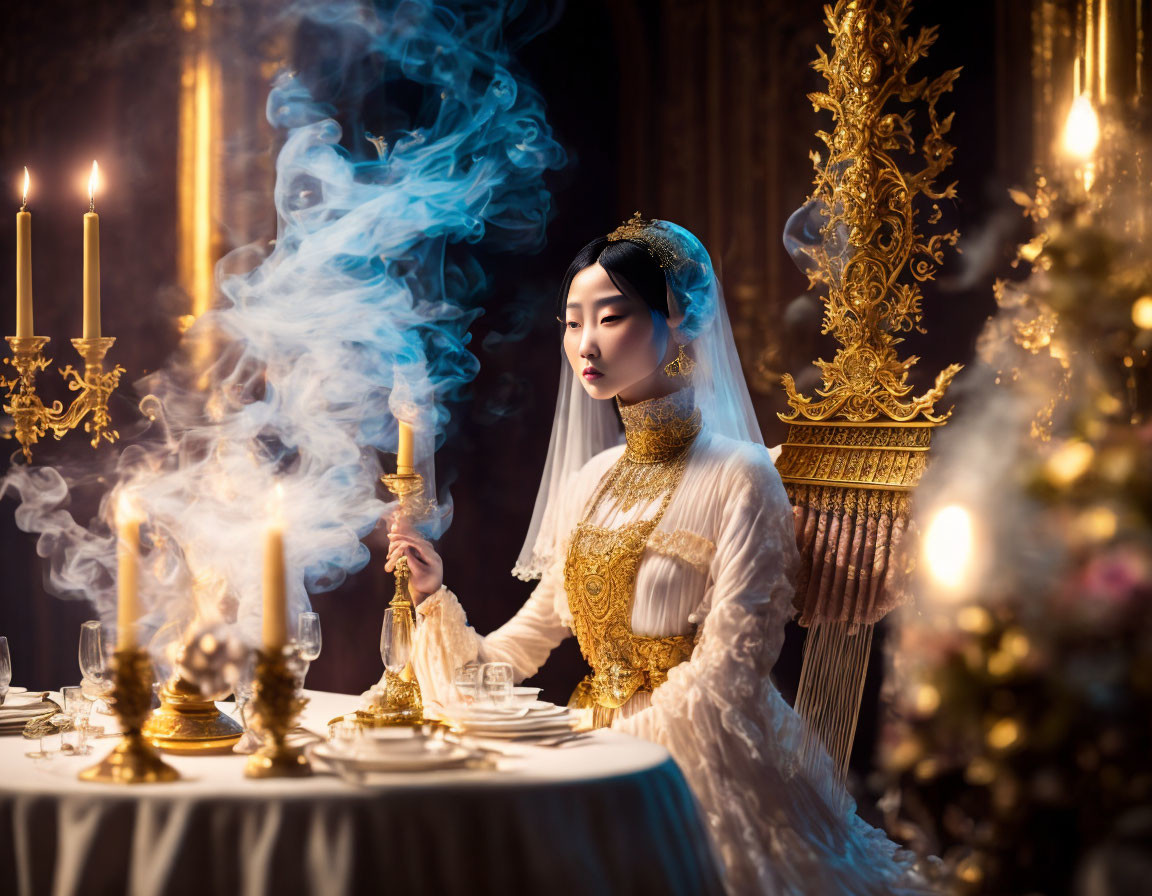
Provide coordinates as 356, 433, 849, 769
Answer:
379, 608, 412, 675
0, 637, 11, 704
297, 612, 322, 662
453, 662, 480, 705
481, 662, 513, 709
78, 622, 112, 708
61, 686, 91, 755
232, 650, 261, 754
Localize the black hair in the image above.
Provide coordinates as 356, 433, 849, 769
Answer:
556, 237, 668, 320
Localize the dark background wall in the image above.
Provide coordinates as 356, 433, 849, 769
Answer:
0, 0, 1031, 773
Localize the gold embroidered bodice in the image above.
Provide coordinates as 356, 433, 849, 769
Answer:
564, 388, 702, 726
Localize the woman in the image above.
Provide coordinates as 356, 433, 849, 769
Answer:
387, 215, 924, 894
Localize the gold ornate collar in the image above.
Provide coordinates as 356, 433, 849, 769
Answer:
617, 388, 701, 464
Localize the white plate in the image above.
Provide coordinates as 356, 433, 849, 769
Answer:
0, 707, 56, 722
455, 708, 575, 729
4, 687, 28, 696
440, 703, 531, 722
451, 714, 577, 735
310, 741, 474, 773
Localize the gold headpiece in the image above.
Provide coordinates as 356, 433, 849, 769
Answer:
606, 212, 679, 269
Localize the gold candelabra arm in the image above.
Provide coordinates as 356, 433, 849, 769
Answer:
2, 335, 123, 461
61, 337, 124, 447
389, 555, 414, 610
3, 336, 53, 461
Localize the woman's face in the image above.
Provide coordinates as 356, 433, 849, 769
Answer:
562, 263, 673, 403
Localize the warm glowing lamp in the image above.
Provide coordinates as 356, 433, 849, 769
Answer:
923, 503, 975, 595
1062, 94, 1100, 162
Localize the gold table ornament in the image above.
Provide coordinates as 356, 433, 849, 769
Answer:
3, 334, 124, 462
244, 648, 312, 778
79, 648, 180, 784
143, 672, 243, 754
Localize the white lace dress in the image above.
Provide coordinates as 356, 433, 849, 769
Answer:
411, 428, 923, 895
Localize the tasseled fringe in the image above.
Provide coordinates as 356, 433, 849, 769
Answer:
788, 483, 910, 627
794, 619, 874, 806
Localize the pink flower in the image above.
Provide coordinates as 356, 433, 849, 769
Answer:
1076, 544, 1152, 609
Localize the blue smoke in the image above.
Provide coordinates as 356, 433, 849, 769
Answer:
2, 0, 564, 654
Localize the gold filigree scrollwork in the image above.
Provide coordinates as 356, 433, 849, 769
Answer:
2, 336, 124, 462
780, 0, 963, 424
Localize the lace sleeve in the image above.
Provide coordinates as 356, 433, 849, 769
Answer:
614, 446, 922, 894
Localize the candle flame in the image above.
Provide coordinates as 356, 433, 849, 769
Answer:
21, 167, 29, 208
87, 161, 99, 207
1062, 94, 1100, 161
272, 482, 285, 525
116, 491, 142, 526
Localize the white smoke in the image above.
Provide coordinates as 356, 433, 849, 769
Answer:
1, 0, 565, 662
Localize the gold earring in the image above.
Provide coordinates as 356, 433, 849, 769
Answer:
664, 342, 695, 378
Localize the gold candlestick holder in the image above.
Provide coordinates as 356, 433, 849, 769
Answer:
3, 334, 124, 462
244, 648, 312, 778
366, 470, 431, 725
79, 647, 180, 784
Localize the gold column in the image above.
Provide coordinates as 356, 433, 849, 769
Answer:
177, 0, 221, 327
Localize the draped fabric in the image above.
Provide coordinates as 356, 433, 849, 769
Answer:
413, 430, 928, 895
0, 692, 723, 896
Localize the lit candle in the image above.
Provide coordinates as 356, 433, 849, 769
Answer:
397, 420, 414, 475
262, 484, 287, 651
83, 161, 101, 340
116, 495, 141, 650
16, 168, 32, 338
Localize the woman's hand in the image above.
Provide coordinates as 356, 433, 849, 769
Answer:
385, 518, 444, 607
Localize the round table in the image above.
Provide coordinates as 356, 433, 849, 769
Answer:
0, 690, 724, 896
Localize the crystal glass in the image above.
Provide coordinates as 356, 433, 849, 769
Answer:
481, 662, 513, 708
0, 636, 10, 704
379, 607, 413, 675
61, 685, 92, 755
329, 717, 362, 754
25, 715, 64, 760
453, 662, 480, 705
297, 612, 322, 662
78, 621, 111, 692
232, 650, 262, 753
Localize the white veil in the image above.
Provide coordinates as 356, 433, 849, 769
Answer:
512, 218, 764, 580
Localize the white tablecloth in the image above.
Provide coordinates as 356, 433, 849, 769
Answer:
0, 690, 723, 896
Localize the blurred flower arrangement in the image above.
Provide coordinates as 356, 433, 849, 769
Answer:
877, 95, 1152, 894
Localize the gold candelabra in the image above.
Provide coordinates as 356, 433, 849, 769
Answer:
365, 470, 429, 724
79, 647, 180, 784
3, 334, 123, 462
244, 648, 312, 778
